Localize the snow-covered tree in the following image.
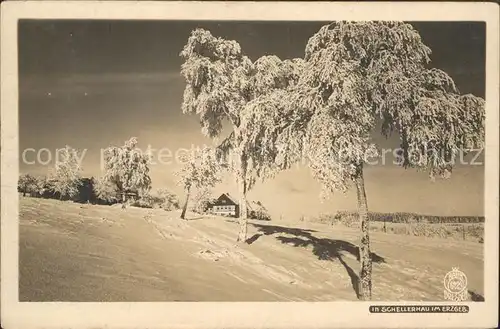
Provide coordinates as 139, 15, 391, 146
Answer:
191, 187, 216, 214
156, 188, 180, 211
40, 176, 58, 199
306, 22, 484, 300
32, 176, 49, 197
100, 137, 152, 208
386, 69, 485, 179
94, 176, 119, 204
259, 21, 485, 300
180, 29, 304, 241
18, 173, 37, 197
50, 146, 83, 200
175, 145, 222, 219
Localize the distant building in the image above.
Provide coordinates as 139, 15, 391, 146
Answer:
208, 193, 240, 217
208, 193, 270, 220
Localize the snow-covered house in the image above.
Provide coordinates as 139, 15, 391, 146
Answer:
208, 193, 270, 220
209, 193, 240, 217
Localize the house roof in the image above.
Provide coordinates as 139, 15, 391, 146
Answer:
210, 193, 254, 211
223, 193, 239, 205
210, 193, 238, 206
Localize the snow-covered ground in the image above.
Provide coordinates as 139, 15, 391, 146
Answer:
19, 197, 484, 302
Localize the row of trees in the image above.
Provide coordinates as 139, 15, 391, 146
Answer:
19, 138, 155, 207
18, 172, 87, 201
19, 169, 183, 212
19, 146, 84, 200
179, 21, 485, 300
19, 139, 232, 214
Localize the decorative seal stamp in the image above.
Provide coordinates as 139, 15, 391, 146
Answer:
444, 267, 468, 301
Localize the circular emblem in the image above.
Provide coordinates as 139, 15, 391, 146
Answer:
443, 267, 468, 301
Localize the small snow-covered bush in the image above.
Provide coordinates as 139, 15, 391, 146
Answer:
131, 188, 180, 210
249, 201, 271, 221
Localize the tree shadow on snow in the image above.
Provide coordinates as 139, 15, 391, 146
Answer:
245, 233, 263, 245
250, 223, 386, 299
185, 216, 204, 221
468, 290, 485, 301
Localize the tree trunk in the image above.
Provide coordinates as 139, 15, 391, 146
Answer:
121, 191, 127, 209
180, 187, 190, 220
355, 165, 372, 301
236, 165, 248, 243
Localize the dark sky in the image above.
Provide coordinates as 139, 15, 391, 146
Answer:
18, 20, 485, 96
17, 20, 486, 217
